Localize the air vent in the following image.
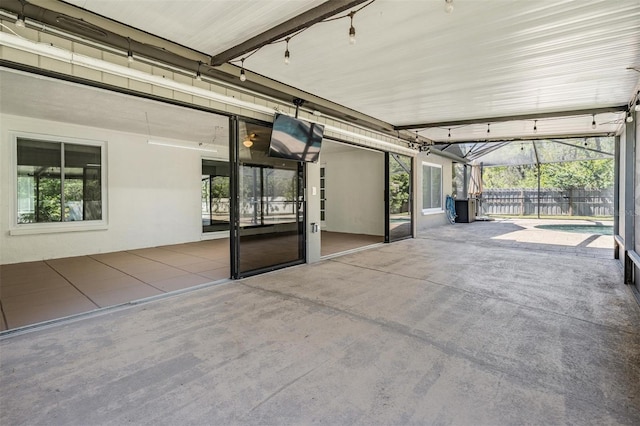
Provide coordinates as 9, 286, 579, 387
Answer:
54, 15, 108, 38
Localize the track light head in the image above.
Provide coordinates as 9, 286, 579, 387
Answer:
15, 1, 25, 27
126, 38, 134, 63
195, 61, 202, 81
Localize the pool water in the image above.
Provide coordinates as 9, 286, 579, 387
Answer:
534, 224, 613, 235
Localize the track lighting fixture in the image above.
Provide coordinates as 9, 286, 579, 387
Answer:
533, 120, 537, 133
445, 0, 454, 14
195, 61, 202, 81
627, 111, 634, 123
240, 58, 247, 82
348, 11, 356, 45
15, 1, 25, 28
127, 38, 133, 63
591, 114, 596, 129
284, 38, 290, 64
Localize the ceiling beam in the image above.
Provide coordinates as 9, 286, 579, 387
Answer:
209, 0, 369, 66
432, 132, 619, 145
395, 106, 628, 130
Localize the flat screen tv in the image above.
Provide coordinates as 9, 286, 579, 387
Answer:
268, 114, 324, 162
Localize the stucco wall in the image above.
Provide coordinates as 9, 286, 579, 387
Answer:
416, 152, 453, 232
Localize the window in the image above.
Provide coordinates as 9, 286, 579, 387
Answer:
202, 159, 230, 233
422, 162, 442, 213
16, 137, 103, 226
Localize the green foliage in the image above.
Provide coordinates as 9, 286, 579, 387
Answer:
483, 165, 538, 189
483, 159, 613, 190
542, 160, 613, 190
19, 176, 62, 223
390, 172, 409, 214
389, 155, 411, 214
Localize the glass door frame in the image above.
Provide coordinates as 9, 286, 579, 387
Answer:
229, 116, 307, 279
385, 152, 414, 243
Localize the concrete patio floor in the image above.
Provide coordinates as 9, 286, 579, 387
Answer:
1, 220, 638, 425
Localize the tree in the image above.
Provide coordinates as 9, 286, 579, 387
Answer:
541, 159, 613, 190
483, 159, 613, 190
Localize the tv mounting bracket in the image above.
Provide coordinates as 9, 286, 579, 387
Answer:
292, 98, 305, 118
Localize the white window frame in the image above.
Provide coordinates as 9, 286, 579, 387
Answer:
421, 161, 443, 215
10, 131, 108, 235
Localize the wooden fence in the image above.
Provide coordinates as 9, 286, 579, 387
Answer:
481, 188, 613, 217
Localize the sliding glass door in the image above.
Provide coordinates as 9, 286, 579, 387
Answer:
231, 119, 305, 278
386, 152, 413, 242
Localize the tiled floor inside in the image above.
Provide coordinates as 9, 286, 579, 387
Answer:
0, 239, 230, 331
0, 231, 382, 331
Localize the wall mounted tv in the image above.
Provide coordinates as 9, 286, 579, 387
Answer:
268, 113, 325, 163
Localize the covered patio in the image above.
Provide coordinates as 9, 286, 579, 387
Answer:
1, 220, 637, 424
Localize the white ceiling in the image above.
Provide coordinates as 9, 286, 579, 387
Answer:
64, 0, 326, 56
51, 0, 640, 141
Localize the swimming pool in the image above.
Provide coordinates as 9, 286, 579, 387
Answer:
534, 224, 613, 235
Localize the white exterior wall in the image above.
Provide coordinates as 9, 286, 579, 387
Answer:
0, 114, 228, 264
415, 153, 453, 231
321, 148, 385, 236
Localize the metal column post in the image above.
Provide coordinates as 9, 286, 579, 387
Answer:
613, 136, 620, 259
624, 121, 636, 284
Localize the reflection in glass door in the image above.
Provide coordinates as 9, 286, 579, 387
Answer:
386, 153, 413, 242
233, 119, 305, 277
202, 159, 230, 233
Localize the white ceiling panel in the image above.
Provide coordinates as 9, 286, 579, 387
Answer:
241, 0, 640, 126
63, 0, 327, 56
48, 0, 640, 141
